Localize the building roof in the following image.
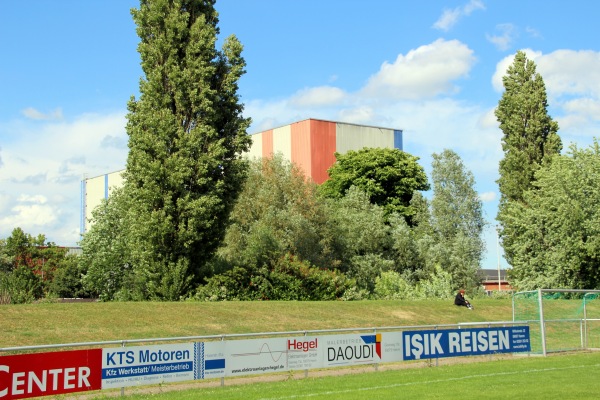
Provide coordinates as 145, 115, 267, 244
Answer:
250, 118, 402, 135
478, 269, 508, 281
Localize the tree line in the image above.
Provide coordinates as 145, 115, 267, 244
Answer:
2, 1, 598, 303
1, 146, 484, 303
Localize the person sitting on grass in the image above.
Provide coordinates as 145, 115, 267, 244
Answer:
454, 289, 474, 309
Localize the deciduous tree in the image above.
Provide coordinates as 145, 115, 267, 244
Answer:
430, 149, 485, 290
319, 148, 429, 223
505, 142, 600, 290
216, 155, 341, 272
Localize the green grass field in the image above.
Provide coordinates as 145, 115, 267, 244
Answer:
0, 299, 516, 348
2, 299, 600, 399
95, 352, 600, 400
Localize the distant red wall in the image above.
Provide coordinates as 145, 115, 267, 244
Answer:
262, 129, 273, 157
291, 120, 312, 179
483, 282, 512, 291
309, 120, 336, 184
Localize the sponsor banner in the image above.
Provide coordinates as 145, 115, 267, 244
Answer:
402, 326, 531, 360
322, 333, 383, 367
286, 336, 321, 370
196, 342, 226, 379
226, 338, 288, 376
379, 332, 404, 363
0, 349, 102, 400
102, 343, 195, 389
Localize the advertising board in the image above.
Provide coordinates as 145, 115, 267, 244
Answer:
102, 343, 196, 389
0, 325, 531, 398
0, 349, 102, 400
402, 326, 531, 360
322, 332, 405, 368
225, 337, 289, 376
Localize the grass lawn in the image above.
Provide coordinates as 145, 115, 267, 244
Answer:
95, 352, 600, 399
2, 298, 599, 399
0, 299, 514, 348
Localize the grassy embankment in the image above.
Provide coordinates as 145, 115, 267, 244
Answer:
4, 299, 600, 399
0, 299, 513, 347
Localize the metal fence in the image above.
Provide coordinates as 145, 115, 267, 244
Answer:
0, 319, 587, 398
512, 288, 600, 355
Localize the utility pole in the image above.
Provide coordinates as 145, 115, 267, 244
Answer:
496, 225, 501, 291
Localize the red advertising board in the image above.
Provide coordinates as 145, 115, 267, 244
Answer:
0, 349, 102, 399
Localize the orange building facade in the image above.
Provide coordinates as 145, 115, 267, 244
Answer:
246, 119, 403, 184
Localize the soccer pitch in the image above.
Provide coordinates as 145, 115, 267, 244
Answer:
116, 351, 600, 399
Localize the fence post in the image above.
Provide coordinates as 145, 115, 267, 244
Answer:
435, 325, 439, 367
538, 288, 547, 356
373, 328, 379, 372
489, 323, 493, 361
584, 294, 589, 349
304, 331, 308, 378
580, 319, 584, 350
120, 340, 126, 397
221, 335, 225, 387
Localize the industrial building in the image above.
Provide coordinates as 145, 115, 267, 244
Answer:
80, 118, 403, 235
80, 170, 124, 234
246, 118, 403, 184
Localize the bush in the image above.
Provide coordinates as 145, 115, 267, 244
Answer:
0, 266, 43, 304
414, 265, 454, 299
346, 254, 395, 294
374, 271, 414, 300
193, 254, 355, 301
47, 255, 89, 298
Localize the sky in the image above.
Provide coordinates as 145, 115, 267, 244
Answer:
1, 0, 600, 271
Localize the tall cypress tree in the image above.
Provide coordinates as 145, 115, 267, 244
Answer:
123, 0, 251, 299
495, 50, 561, 265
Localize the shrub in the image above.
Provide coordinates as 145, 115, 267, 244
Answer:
0, 266, 43, 304
414, 265, 454, 299
47, 255, 89, 298
193, 254, 355, 301
374, 271, 414, 300
346, 254, 395, 295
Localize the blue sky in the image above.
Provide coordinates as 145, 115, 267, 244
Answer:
1, 1, 600, 271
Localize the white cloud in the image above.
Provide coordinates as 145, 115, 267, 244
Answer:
492, 49, 600, 98
491, 49, 600, 143
433, 0, 485, 31
17, 194, 48, 204
245, 99, 305, 132
536, 50, 600, 98
562, 98, 600, 120
479, 191, 497, 202
1, 194, 60, 232
361, 39, 476, 100
21, 107, 63, 121
433, 8, 460, 32
289, 86, 346, 107
101, 135, 128, 149
245, 38, 501, 187
525, 26, 542, 39
0, 111, 128, 244
486, 24, 518, 51
479, 107, 499, 129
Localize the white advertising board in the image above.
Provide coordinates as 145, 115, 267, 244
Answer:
102, 343, 195, 389
225, 337, 289, 377
322, 332, 404, 368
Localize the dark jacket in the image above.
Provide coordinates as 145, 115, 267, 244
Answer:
454, 292, 471, 307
